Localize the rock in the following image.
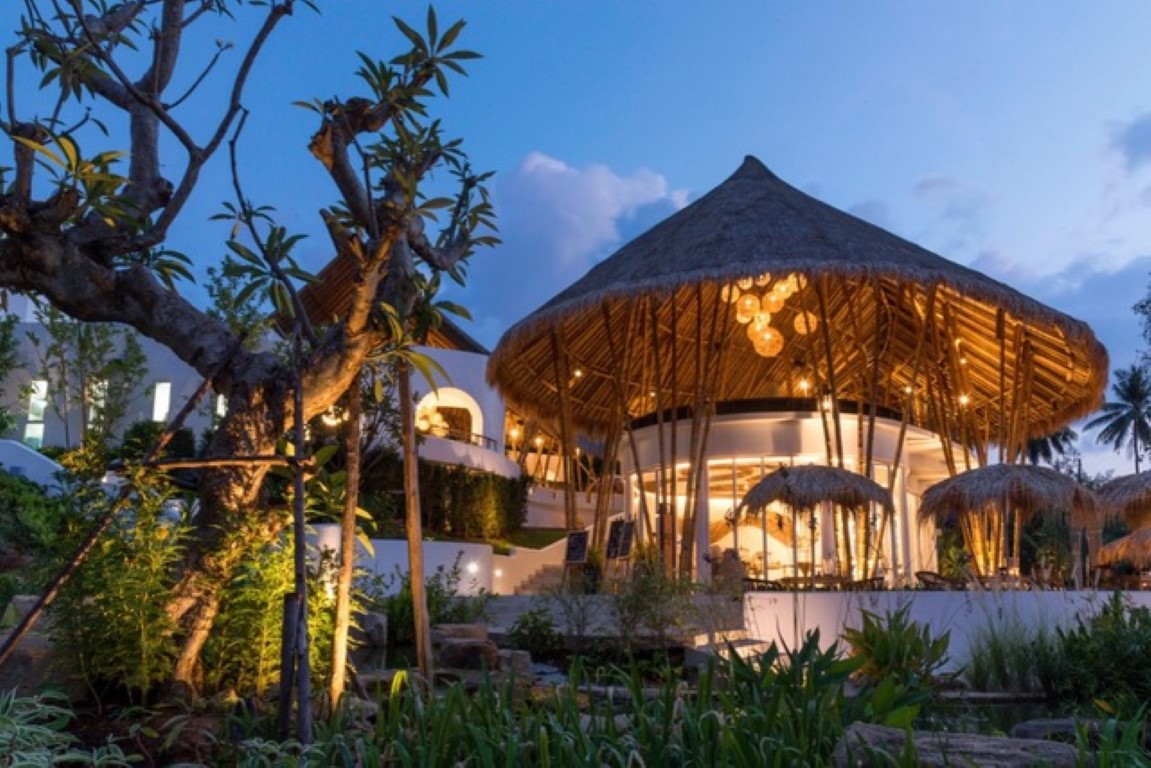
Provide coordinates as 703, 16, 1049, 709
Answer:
436, 637, 499, 670
431, 623, 489, 643
0, 630, 85, 702
831, 721, 1088, 767
360, 611, 387, 648
337, 695, 380, 722
498, 648, 533, 676
1011, 718, 1097, 744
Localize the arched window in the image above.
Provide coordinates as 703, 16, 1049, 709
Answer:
415, 387, 484, 443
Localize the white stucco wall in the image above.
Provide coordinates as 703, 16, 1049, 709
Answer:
745, 588, 1132, 673
311, 523, 494, 596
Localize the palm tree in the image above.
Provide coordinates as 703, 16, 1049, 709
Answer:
1085, 365, 1151, 473
1024, 426, 1079, 466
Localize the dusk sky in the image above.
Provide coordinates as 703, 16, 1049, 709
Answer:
6, 2, 1151, 475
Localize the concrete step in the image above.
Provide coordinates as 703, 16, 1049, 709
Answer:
515, 564, 565, 595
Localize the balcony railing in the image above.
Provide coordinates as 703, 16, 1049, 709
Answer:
420, 425, 498, 452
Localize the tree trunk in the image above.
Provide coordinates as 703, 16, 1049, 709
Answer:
329, 374, 361, 707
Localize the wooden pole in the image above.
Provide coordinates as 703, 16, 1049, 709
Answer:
398, 360, 433, 682
329, 370, 362, 709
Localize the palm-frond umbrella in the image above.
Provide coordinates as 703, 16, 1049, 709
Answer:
919, 464, 1100, 580
738, 465, 894, 582
1098, 473, 1151, 529
1097, 527, 1151, 569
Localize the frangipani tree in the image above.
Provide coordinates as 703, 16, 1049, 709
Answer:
0, 0, 493, 696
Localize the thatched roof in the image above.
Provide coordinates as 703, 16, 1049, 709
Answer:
1098, 473, 1151, 528
738, 465, 893, 514
296, 253, 489, 354
918, 463, 1100, 530
487, 156, 1107, 442
1097, 527, 1151, 567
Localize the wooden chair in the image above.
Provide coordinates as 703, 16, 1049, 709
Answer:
915, 570, 964, 591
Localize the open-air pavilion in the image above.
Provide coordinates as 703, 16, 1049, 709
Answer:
487, 156, 1108, 585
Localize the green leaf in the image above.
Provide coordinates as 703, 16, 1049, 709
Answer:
392, 16, 427, 53
12, 136, 63, 169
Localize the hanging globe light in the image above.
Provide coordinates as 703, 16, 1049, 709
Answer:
762, 291, 786, 313
750, 311, 772, 333
774, 280, 795, 300
754, 271, 772, 287
793, 311, 819, 335
736, 275, 754, 290
791, 273, 808, 292
736, 293, 760, 323
720, 283, 741, 303
753, 327, 784, 357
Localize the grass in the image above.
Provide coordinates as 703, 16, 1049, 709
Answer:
497, 527, 568, 551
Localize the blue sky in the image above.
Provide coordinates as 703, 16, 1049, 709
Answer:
6, 2, 1151, 474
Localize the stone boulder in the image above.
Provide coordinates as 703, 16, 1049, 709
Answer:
359, 612, 388, 648
831, 721, 1088, 767
436, 637, 499, 670
431, 623, 489, 643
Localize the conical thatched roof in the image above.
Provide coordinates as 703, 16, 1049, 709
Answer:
918, 463, 1100, 531
739, 465, 893, 514
488, 156, 1107, 442
1098, 473, 1151, 528
1097, 527, 1151, 568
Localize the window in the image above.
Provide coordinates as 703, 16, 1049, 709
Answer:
27, 380, 48, 422
216, 394, 228, 418
153, 382, 172, 422
23, 423, 44, 449
88, 378, 107, 423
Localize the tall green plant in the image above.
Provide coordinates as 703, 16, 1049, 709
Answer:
842, 604, 951, 694
50, 470, 188, 703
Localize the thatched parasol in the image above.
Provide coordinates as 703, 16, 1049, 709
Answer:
1098, 473, 1151, 529
1097, 527, 1151, 568
919, 463, 1101, 578
737, 465, 894, 581
919, 464, 1099, 527
487, 156, 1107, 441
738, 464, 893, 514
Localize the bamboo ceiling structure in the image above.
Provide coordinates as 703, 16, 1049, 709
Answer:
488, 156, 1108, 461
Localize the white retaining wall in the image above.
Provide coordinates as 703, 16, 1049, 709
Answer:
311, 524, 494, 596
745, 589, 1145, 672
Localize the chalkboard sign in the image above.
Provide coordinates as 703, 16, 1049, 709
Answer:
563, 530, 590, 564
606, 519, 636, 560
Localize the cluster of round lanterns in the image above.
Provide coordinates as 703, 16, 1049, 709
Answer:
720, 272, 816, 358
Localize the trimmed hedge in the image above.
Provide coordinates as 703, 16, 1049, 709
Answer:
362, 452, 529, 541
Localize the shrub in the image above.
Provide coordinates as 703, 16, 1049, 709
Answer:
1037, 591, 1151, 709
606, 543, 694, 651
359, 555, 490, 654
204, 536, 341, 696
50, 471, 187, 703
842, 604, 951, 695
506, 604, 563, 662
963, 609, 1050, 694
118, 420, 197, 461
0, 469, 70, 558
359, 452, 529, 540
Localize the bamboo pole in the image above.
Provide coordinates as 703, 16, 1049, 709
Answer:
398, 360, 434, 683
549, 331, 578, 530
650, 299, 671, 569
815, 276, 846, 468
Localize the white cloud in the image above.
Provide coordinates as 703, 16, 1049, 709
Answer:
450, 153, 688, 347
1111, 113, 1151, 172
